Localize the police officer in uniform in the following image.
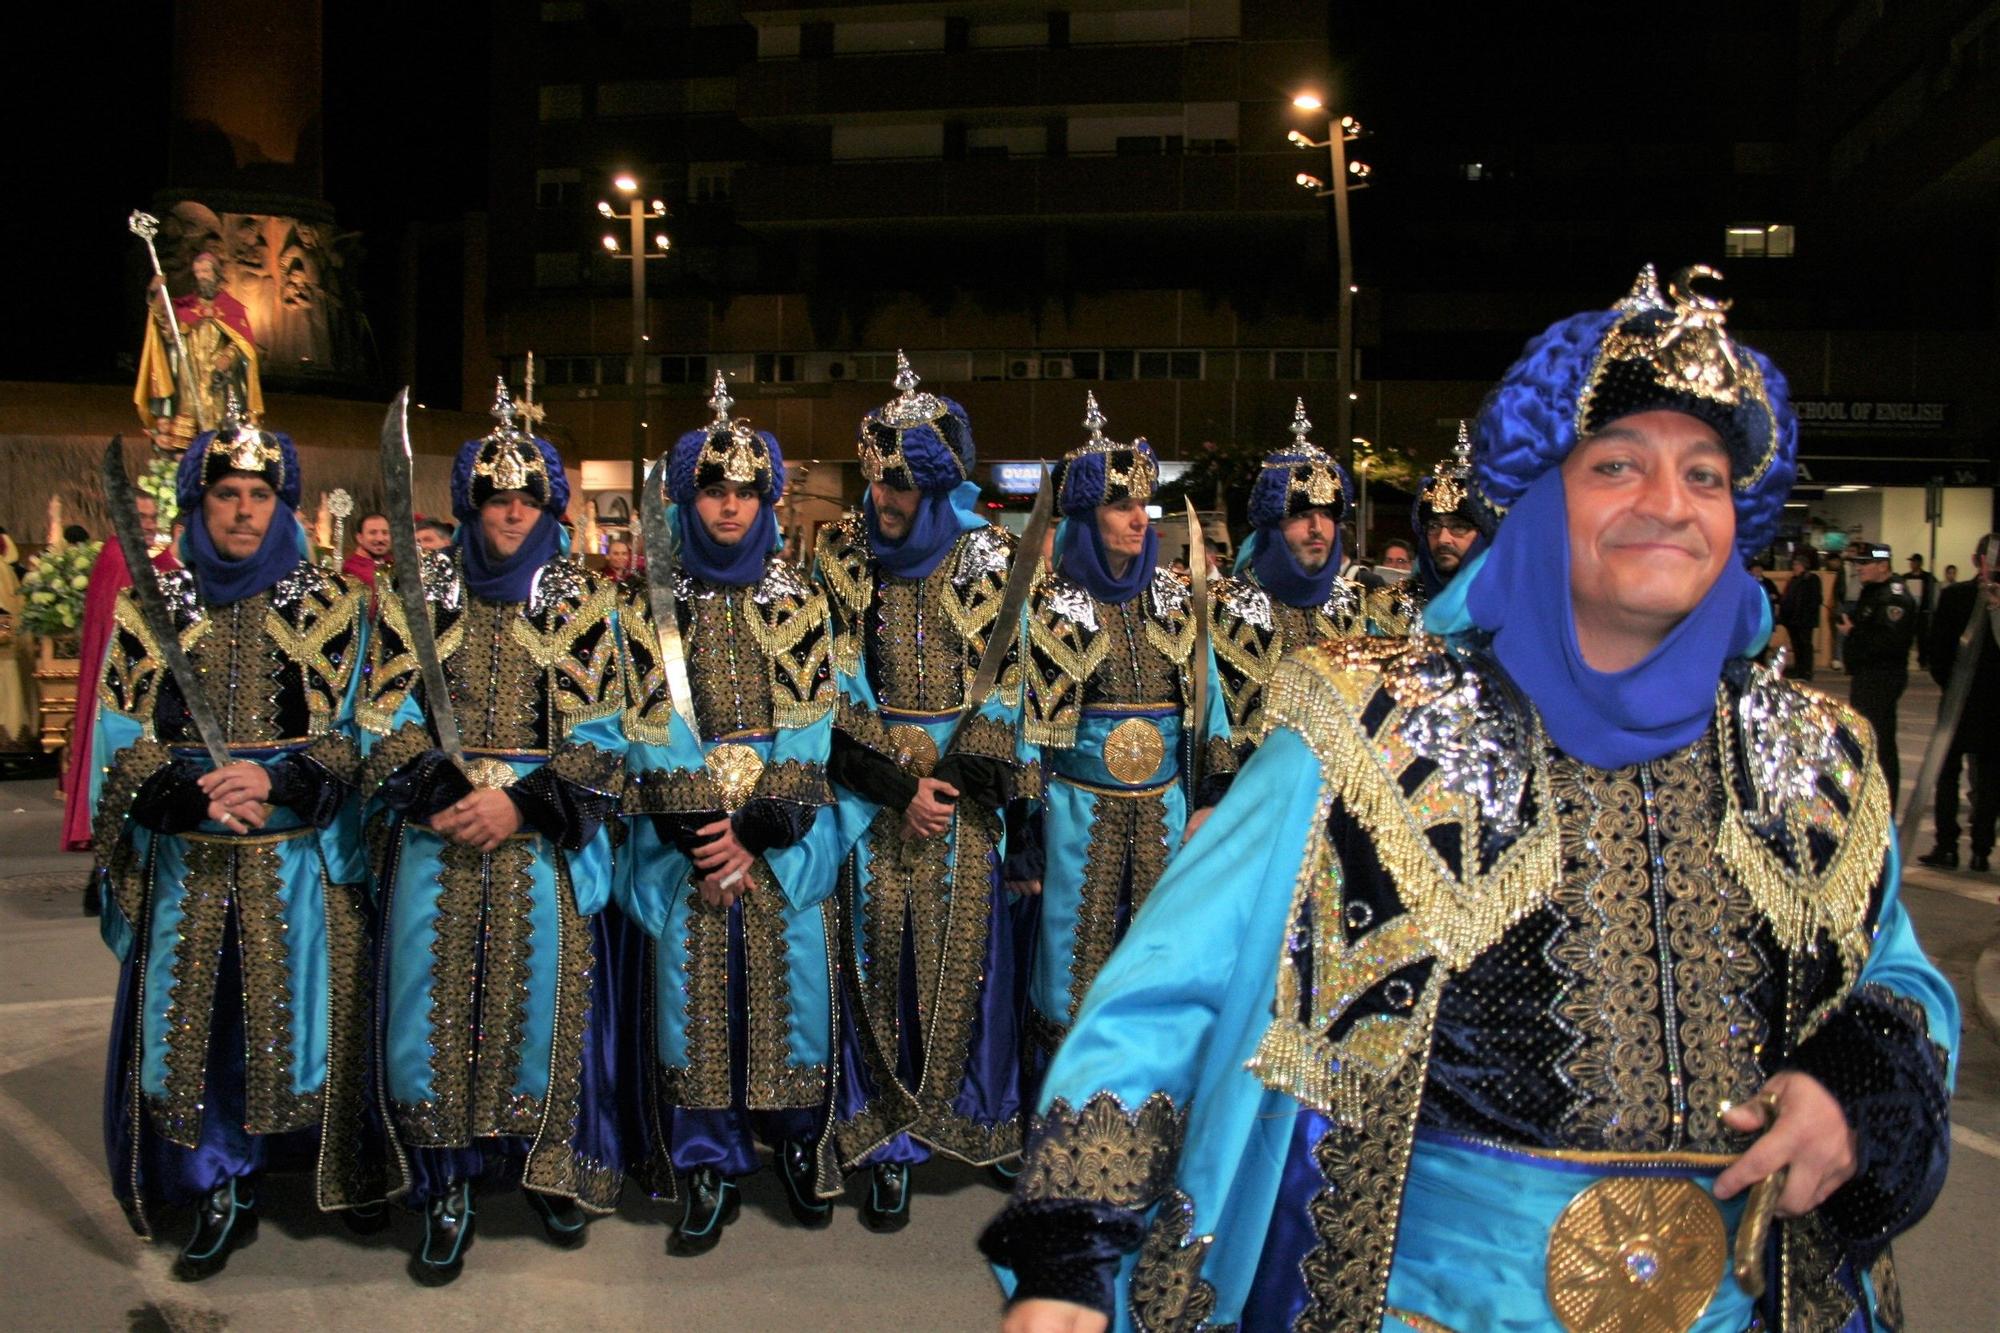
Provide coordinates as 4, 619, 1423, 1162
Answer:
1839, 541, 1918, 810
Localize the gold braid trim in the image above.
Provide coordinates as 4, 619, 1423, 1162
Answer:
93, 737, 176, 927
623, 757, 829, 815
1016, 1090, 1186, 1209
832, 694, 898, 761
1130, 1188, 1229, 1333
355, 721, 433, 802
1201, 734, 1237, 779
300, 732, 362, 787
546, 741, 624, 797
1259, 644, 1559, 971
954, 712, 1022, 768
752, 757, 833, 808
1714, 690, 1886, 966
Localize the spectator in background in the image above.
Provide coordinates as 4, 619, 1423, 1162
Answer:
1839, 543, 1919, 810
1918, 543, 1999, 872
1376, 537, 1416, 574
413, 517, 454, 551
343, 512, 392, 586
1944, 563, 1959, 585
1778, 548, 1825, 680
1906, 553, 1936, 668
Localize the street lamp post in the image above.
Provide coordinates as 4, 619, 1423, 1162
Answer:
597, 175, 671, 501
1289, 96, 1371, 505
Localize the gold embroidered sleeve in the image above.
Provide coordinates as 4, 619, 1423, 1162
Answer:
956, 712, 1023, 770
832, 694, 898, 763
1022, 599, 1105, 750
751, 587, 834, 729
266, 574, 366, 735
93, 737, 176, 927
301, 732, 362, 786
1016, 1091, 1187, 1210
751, 756, 833, 810
98, 593, 166, 728
546, 740, 625, 797
522, 581, 623, 730
813, 519, 872, 678
356, 721, 433, 801
359, 582, 422, 736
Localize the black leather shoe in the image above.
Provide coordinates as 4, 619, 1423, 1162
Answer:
1973, 852, 1992, 873
669, 1168, 740, 1256
524, 1189, 589, 1249
172, 1179, 257, 1282
859, 1161, 910, 1233
1917, 845, 1959, 869
776, 1139, 832, 1229
409, 1180, 474, 1287
340, 1202, 391, 1236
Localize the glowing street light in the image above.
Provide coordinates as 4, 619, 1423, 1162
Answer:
595, 175, 673, 498
1293, 92, 1324, 111
613, 172, 639, 193
1288, 89, 1376, 486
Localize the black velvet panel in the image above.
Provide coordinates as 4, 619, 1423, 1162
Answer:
978, 1197, 1146, 1319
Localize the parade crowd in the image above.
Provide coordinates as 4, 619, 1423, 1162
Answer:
80, 266, 1961, 1332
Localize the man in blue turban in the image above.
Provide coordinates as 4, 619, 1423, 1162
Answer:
814, 353, 1038, 1230
982, 267, 1956, 1333
616, 374, 845, 1253
1015, 392, 1236, 1100
1368, 418, 1500, 636
91, 402, 378, 1278
1210, 398, 1367, 754
356, 381, 627, 1284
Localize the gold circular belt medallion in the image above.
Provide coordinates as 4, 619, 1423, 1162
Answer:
704, 743, 765, 812
886, 724, 939, 777
1546, 1175, 1725, 1333
1103, 717, 1166, 785
462, 758, 518, 791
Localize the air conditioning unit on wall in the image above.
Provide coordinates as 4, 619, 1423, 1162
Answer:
1006, 357, 1041, 380
1042, 357, 1075, 379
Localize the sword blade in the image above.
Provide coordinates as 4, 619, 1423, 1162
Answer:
101, 437, 232, 769
377, 389, 466, 767
640, 455, 701, 736
938, 464, 1053, 757
1185, 499, 1213, 794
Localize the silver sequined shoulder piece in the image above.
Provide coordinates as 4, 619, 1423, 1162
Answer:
528, 554, 589, 615
155, 566, 206, 629
1147, 566, 1190, 619
420, 548, 464, 611
1214, 576, 1273, 631
952, 523, 1013, 587
753, 556, 813, 606
1040, 574, 1100, 633
270, 560, 337, 611
1393, 643, 1535, 838
1735, 661, 1854, 824
1325, 577, 1364, 620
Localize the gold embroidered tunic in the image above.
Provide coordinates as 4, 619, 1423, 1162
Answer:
1209, 571, 1366, 751
91, 563, 376, 1236
816, 513, 1037, 1166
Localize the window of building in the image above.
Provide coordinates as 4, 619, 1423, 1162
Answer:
538, 84, 584, 121
598, 80, 682, 118
1072, 8, 1188, 43
537, 355, 596, 385
536, 168, 582, 209
966, 125, 1048, 158
833, 19, 947, 54
1102, 350, 1135, 382
1724, 223, 1796, 258
832, 123, 945, 160
969, 19, 1045, 48
689, 77, 734, 113
754, 353, 801, 383
758, 24, 802, 58
1461, 162, 1487, 181
1069, 114, 1185, 155
1271, 350, 1306, 379
651, 355, 710, 385
540, 2, 584, 21
1116, 134, 1183, 156
688, 161, 738, 202
1183, 102, 1239, 154
534, 251, 581, 287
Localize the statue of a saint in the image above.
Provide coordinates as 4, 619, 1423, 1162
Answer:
133, 250, 263, 450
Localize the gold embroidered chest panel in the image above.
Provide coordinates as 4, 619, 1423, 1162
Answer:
101, 564, 365, 745
1210, 573, 1365, 742
619, 556, 833, 745
360, 552, 621, 751
814, 514, 1016, 713
1023, 568, 1198, 745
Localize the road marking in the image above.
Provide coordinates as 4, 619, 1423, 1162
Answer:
0, 994, 112, 1014
1952, 1122, 2000, 1163
0, 1086, 187, 1309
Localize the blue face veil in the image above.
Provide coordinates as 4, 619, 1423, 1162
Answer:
667, 382, 787, 586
